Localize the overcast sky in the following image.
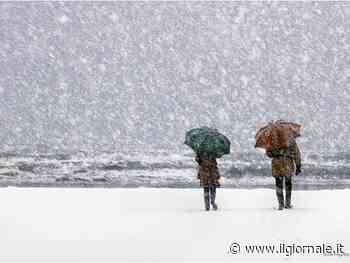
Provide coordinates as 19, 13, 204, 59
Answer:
0, 2, 350, 153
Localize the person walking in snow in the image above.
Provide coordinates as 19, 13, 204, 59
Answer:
185, 127, 229, 211
196, 153, 221, 211
266, 140, 301, 210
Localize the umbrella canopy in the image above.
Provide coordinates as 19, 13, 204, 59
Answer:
255, 120, 301, 151
185, 127, 230, 158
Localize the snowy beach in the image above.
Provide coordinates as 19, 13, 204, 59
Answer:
2, 1, 350, 261
0, 188, 349, 261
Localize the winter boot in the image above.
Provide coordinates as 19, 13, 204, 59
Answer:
204, 187, 210, 211
276, 188, 284, 210
285, 189, 293, 209
275, 177, 284, 210
277, 195, 284, 210
285, 202, 293, 209
285, 177, 293, 209
210, 186, 218, 211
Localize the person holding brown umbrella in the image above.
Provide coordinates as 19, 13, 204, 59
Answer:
255, 120, 302, 210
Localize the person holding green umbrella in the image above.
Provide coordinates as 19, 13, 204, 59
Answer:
195, 152, 220, 211
185, 127, 230, 211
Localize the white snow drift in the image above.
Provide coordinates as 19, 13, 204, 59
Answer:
0, 188, 349, 261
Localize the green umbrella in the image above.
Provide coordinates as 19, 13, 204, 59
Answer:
184, 127, 230, 158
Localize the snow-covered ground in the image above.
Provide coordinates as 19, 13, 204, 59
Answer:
0, 188, 349, 261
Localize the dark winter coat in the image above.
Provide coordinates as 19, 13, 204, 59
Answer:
266, 142, 301, 177
196, 155, 220, 187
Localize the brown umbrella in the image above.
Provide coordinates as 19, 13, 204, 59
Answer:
255, 120, 301, 151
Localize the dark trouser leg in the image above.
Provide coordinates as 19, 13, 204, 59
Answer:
203, 187, 210, 211
275, 176, 284, 210
209, 185, 218, 210
285, 176, 292, 208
